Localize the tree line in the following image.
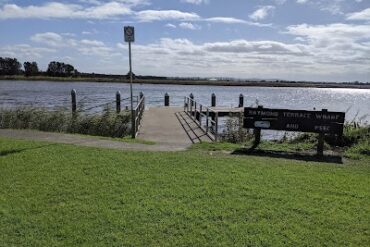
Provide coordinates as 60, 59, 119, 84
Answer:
0, 56, 168, 80
0, 57, 78, 77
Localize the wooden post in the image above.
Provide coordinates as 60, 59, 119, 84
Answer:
190, 95, 193, 115
132, 113, 136, 138
210, 93, 216, 124
252, 105, 263, 148
140, 92, 144, 99
206, 108, 209, 133
317, 109, 327, 156
164, 93, 170, 106
239, 94, 244, 107
71, 89, 77, 113
116, 91, 121, 113
253, 129, 261, 147
215, 112, 219, 141
190, 93, 194, 107
317, 133, 324, 156
194, 101, 197, 118
211, 93, 216, 107
199, 104, 202, 124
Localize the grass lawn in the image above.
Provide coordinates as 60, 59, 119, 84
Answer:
1, 137, 369, 246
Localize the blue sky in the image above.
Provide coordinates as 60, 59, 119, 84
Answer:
0, 0, 369, 82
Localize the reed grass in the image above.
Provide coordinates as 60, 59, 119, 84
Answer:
0, 107, 131, 138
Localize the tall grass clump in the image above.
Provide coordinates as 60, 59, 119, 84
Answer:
341, 122, 370, 159
220, 115, 253, 143
0, 106, 131, 138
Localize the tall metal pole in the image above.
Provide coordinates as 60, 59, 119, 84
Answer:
129, 41, 135, 138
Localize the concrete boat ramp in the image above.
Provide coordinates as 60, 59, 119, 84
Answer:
137, 107, 212, 148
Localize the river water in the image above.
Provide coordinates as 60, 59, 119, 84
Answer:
1, 80, 369, 139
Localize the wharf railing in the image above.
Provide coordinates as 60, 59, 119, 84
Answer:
133, 95, 145, 137
71, 89, 145, 138
184, 96, 219, 141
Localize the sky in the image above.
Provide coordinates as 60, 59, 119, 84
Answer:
0, 0, 369, 82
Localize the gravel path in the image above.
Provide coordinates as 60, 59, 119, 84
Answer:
0, 129, 190, 152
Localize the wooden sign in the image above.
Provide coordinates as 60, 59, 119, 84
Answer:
244, 107, 345, 135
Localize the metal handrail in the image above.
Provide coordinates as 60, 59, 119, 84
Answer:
184, 96, 218, 141
133, 96, 145, 136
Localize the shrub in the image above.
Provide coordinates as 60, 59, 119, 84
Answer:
220, 115, 253, 143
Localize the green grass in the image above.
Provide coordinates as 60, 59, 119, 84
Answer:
191, 140, 316, 153
345, 140, 370, 160
1, 137, 369, 246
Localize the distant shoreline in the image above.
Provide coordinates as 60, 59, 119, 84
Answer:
1, 75, 370, 89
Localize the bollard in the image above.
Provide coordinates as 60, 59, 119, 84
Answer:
116, 91, 121, 113
211, 93, 216, 107
317, 109, 328, 156
140, 92, 144, 99
239, 94, 244, 107
194, 101, 197, 118
71, 89, 77, 113
164, 93, 170, 106
190, 93, 194, 106
199, 104, 202, 124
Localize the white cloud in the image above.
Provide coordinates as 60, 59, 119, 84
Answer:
0, 2, 132, 20
135, 10, 200, 22
204, 17, 272, 27
165, 23, 177, 28
79, 0, 149, 6
0, 44, 56, 59
286, 23, 370, 43
181, 0, 209, 4
205, 17, 247, 24
0, 1, 270, 28
249, 6, 275, 21
347, 8, 370, 21
30, 32, 64, 47
111, 26, 369, 81
28, 27, 369, 80
80, 39, 105, 46
203, 40, 306, 55
22, 31, 367, 80
30, 32, 115, 60
179, 22, 201, 30
295, 0, 363, 15
0, 1, 259, 27
284, 23, 370, 74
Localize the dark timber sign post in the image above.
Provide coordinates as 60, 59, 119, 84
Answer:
124, 26, 135, 138
244, 106, 345, 155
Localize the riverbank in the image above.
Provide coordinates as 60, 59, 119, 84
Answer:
1, 75, 370, 89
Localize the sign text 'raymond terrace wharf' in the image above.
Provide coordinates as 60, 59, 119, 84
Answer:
243, 107, 345, 135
